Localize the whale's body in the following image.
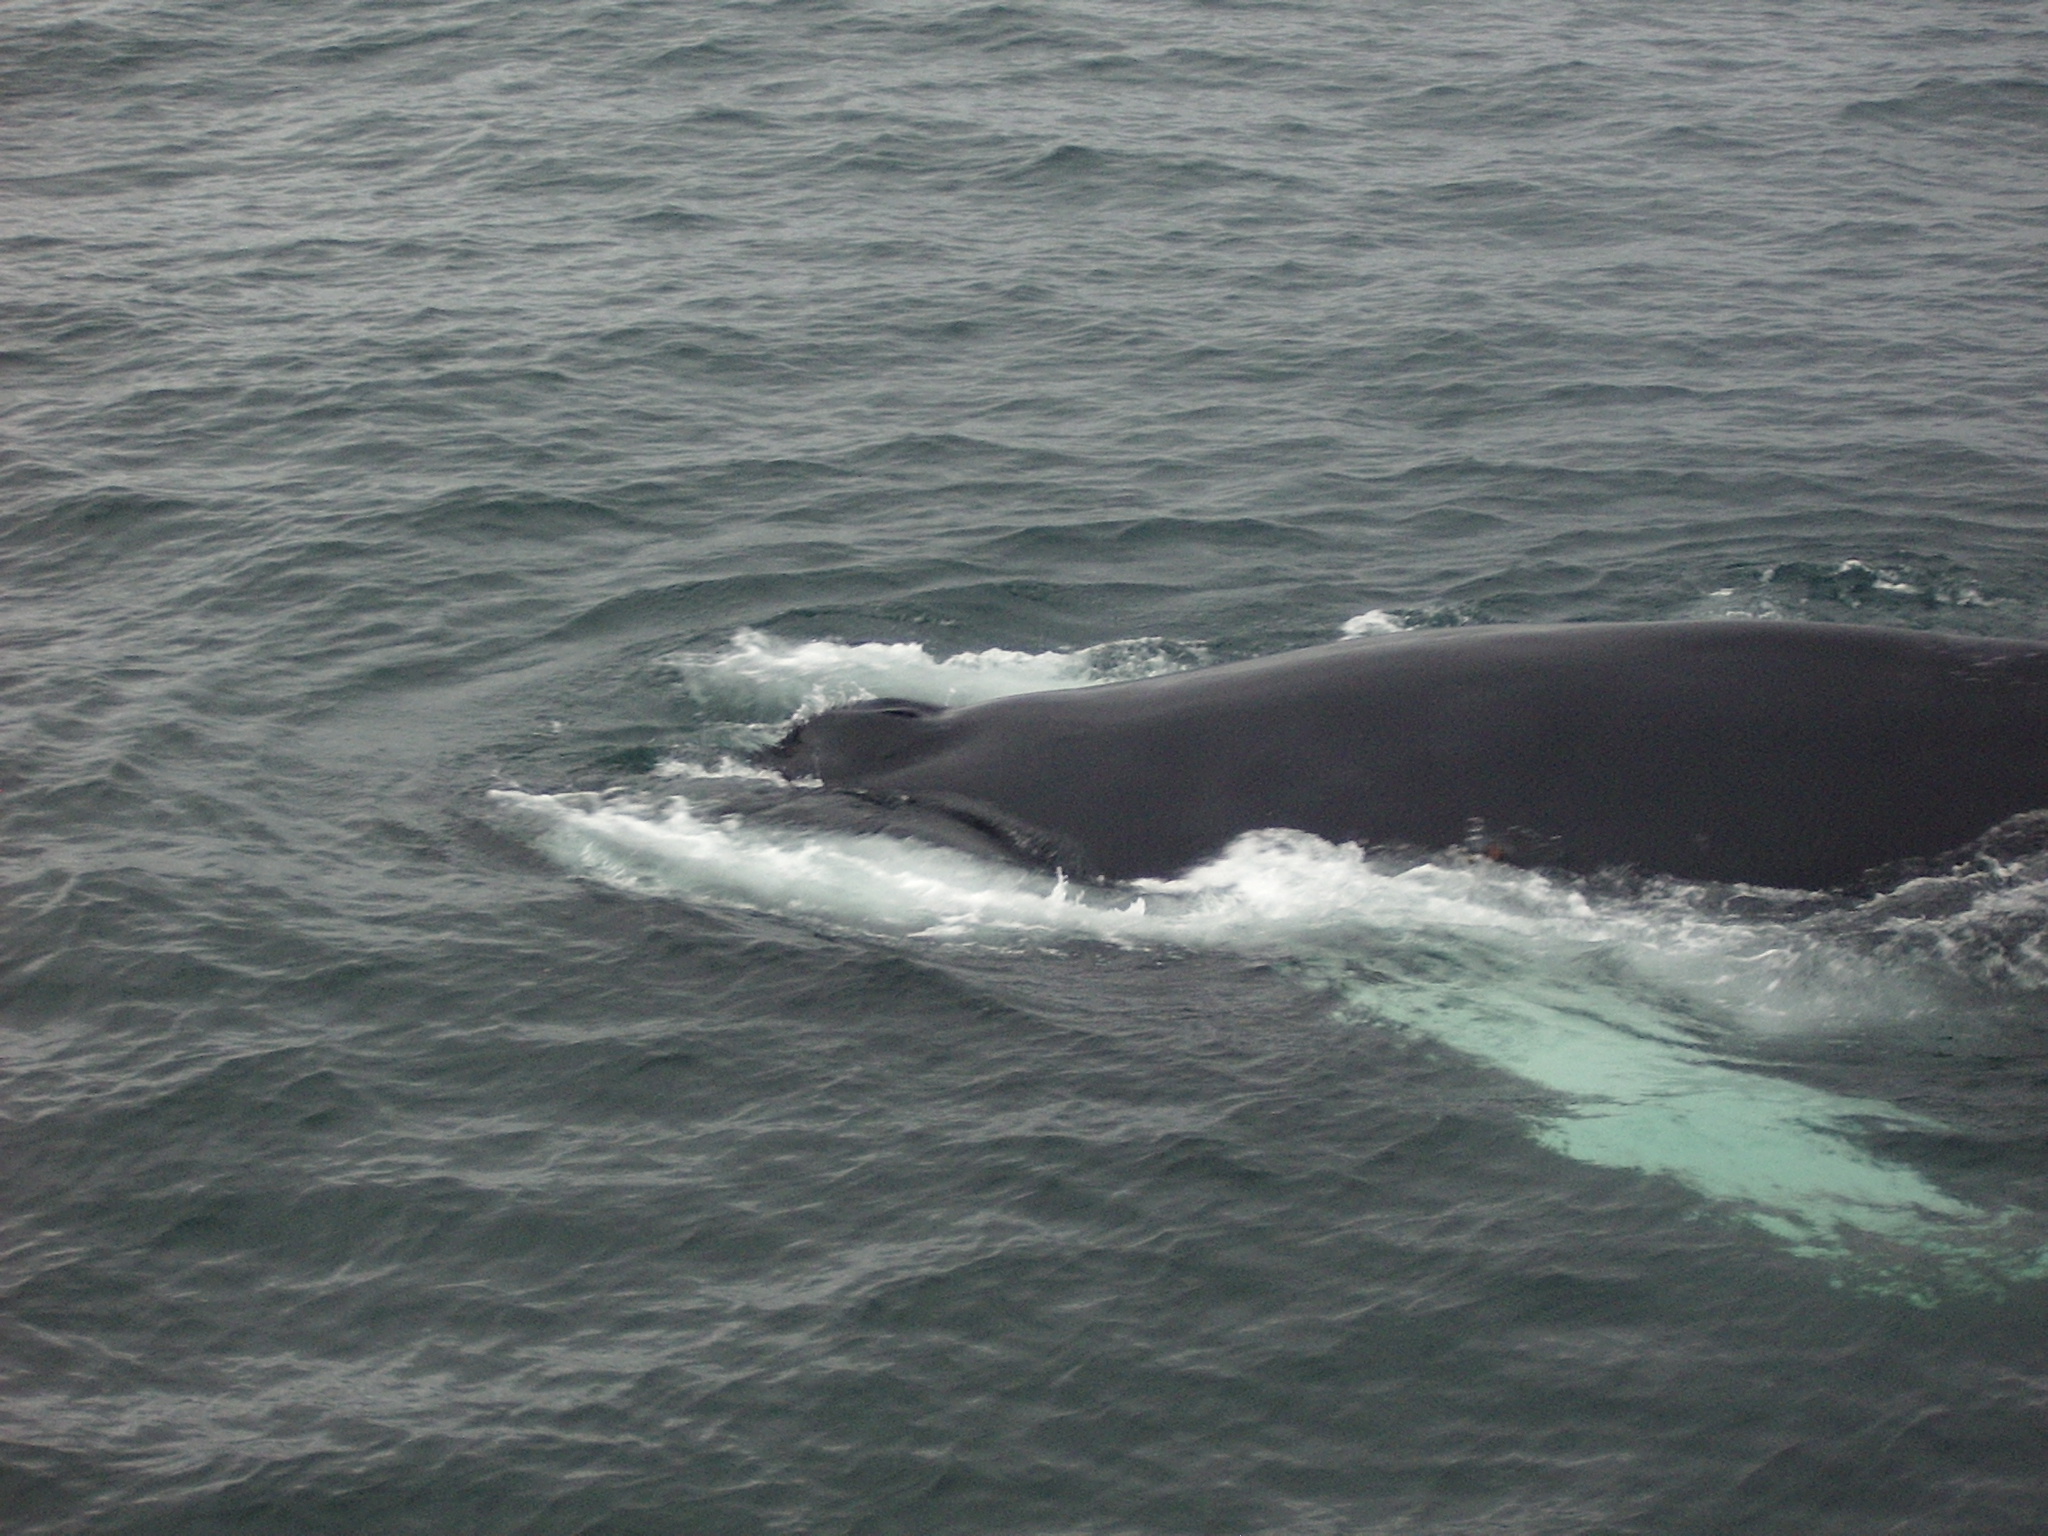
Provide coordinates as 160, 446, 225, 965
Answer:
761, 621, 2048, 888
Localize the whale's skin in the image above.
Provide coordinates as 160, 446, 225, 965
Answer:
760, 621, 2048, 888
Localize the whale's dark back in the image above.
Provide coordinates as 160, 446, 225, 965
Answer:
765, 621, 2048, 887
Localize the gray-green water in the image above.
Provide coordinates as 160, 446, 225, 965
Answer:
6, 1, 2048, 1531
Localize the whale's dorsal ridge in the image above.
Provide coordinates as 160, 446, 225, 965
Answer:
761, 621, 2048, 889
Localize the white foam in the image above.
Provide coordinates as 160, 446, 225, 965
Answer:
663, 627, 1198, 720
502, 795, 1591, 948
1339, 609, 1407, 636
650, 755, 789, 783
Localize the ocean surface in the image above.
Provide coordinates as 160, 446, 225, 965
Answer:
6, 0, 2048, 1531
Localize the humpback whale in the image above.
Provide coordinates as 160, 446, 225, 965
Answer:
759, 620, 2048, 888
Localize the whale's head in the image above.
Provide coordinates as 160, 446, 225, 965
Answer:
758, 697, 953, 784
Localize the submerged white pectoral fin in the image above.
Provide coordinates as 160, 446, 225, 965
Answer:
1347, 969, 2027, 1290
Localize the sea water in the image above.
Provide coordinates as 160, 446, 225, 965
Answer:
5, 2, 2048, 1532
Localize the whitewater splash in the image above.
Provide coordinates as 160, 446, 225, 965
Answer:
662, 626, 1203, 720
501, 627, 2048, 1301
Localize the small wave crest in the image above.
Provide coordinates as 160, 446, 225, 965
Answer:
1692, 558, 1990, 622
